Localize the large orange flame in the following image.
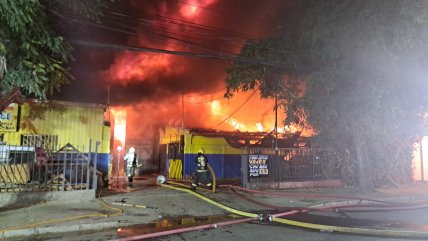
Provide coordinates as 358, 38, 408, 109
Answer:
111, 108, 127, 147
107, 0, 313, 146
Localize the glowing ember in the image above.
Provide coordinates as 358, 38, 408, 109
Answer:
256, 122, 263, 132
210, 100, 222, 116
111, 108, 127, 147
228, 118, 245, 130
284, 125, 297, 133
179, 0, 217, 18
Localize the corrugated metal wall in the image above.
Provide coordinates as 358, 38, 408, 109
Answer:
1, 101, 111, 173
3, 102, 106, 149
162, 128, 243, 180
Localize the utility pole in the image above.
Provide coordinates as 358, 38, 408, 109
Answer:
181, 88, 185, 129
107, 68, 111, 121
274, 82, 278, 151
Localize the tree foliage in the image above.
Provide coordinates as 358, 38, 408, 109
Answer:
226, 0, 428, 188
0, 0, 112, 100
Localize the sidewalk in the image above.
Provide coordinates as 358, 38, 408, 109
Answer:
1, 179, 428, 239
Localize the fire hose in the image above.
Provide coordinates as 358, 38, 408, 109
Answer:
157, 183, 428, 239
221, 184, 398, 204
227, 185, 428, 213
113, 182, 428, 240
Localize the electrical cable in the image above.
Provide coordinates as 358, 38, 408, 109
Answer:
210, 89, 258, 129
69, 40, 294, 69
66, 10, 310, 60
104, 11, 257, 48
184, 87, 227, 97
184, 96, 224, 104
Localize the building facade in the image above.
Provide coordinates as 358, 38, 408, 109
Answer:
0, 100, 110, 173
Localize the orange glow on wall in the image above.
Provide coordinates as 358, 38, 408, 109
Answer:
111, 108, 127, 147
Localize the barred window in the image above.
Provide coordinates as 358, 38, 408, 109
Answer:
21, 134, 58, 151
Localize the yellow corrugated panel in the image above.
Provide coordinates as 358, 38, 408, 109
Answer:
1, 101, 108, 152
102, 125, 111, 154
168, 159, 183, 179
184, 135, 241, 155
0, 164, 29, 184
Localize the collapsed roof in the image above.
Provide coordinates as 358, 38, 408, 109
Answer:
187, 129, 310, 148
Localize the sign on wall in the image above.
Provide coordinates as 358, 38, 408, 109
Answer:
0, 103, 18, 131
249, 154, 269, 177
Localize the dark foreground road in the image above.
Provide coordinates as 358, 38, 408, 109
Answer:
10, 207, 428, 241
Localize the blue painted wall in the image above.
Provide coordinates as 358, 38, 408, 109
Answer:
183, 154, 241, 179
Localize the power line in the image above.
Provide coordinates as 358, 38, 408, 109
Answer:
104, 12, 248, 53
110, 10, 255, 38
103, 12, 309, 58
184, 96, 224, 104
185, 87, 226, 97
67, 11, 308, 60
210, 89, 258, 129
69, 40, 295, 69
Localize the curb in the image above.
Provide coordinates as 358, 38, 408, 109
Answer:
1, 221, 120, 239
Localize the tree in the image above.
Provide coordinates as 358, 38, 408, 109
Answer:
0, 0, 113, 103
226, 0, 428, 188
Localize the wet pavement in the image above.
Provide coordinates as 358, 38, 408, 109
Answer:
2, 179, 428, 240
116, 214, 241, 239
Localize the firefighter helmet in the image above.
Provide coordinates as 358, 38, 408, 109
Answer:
198, 148, 204, 154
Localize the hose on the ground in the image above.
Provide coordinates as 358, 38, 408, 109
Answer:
166, 163, 217, 193
228, 185, 428, 213
115, 217, 256, 241
221, 185, 399, 204
160, 183, 428, 239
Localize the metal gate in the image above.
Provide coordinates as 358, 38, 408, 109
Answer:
241, 147, 341, 188
125, 142, 161, 174
0, 141, 101, 192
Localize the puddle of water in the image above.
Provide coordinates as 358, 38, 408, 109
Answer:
116, 214, 240, 237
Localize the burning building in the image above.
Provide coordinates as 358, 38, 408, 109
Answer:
159, 126, 310, 180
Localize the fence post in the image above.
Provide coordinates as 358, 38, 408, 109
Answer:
241, 147, 249, 189
86, 140, 92, 190
62, 147, 66, 191
92, 141, 100, 190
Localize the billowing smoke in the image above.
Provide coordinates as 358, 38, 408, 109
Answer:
61, 0, 284, 143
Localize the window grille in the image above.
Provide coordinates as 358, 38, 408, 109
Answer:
21, 134, 58, 152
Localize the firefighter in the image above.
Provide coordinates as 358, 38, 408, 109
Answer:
124, 147, 137, 186
191, 148, 212, 191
